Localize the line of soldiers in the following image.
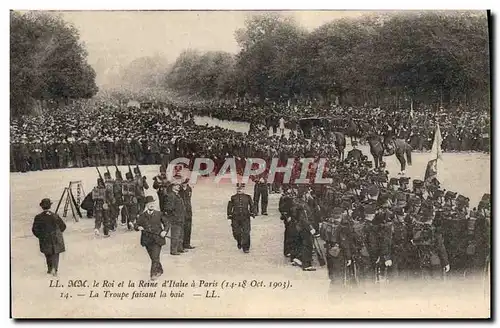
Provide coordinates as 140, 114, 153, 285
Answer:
279, 156, 491, 284
81, 165, 195, 253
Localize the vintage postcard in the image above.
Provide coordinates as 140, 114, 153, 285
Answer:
10, 10, 491, 318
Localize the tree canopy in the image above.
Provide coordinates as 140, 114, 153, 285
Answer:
10, 11, 98, 117
164, 11, 489, 109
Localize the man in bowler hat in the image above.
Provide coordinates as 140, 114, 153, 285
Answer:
135, 195, 169, 280
32, 198, 67, 277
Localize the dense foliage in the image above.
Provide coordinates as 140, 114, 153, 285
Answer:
165, 12, 490, 108
10, 11, 98, 117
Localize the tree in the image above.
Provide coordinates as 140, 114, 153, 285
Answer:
10, 11, 98, 117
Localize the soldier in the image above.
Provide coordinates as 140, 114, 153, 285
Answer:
320, 207, 356, 286
390, 205, 413, 281
92, 178, 113, 237
121, 171, 138, 230
180, 179, 195, 250
227, 183, 255, 253
153, 167, 170, 212
72, 139, 83, 168
253, 177, 269, 216
165, 181, 186, 255
346, 141, 363, 162
279, 187, 296, 257
410, 204, 450, 280
291, 187, 317, 271
30, 140, 43, 171
114, 167, 124, 225
135, 195, 169, 280
134, 166, 149, 213
104, 170, 118, 231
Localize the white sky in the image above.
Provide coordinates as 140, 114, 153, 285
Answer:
59, 11, 370, 85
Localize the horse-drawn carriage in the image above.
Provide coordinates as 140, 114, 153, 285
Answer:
298, 116, 349, 139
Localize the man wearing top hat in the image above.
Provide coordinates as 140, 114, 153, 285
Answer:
135, 195, 169, 280
32, 198, 67, 277
227, 183, 255, 253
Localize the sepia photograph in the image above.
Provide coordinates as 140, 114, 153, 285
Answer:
9, 9, 491, 318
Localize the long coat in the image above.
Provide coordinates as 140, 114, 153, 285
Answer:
135, 210, 169, 247
165, 192, 186, 224
32, 211, 67, 255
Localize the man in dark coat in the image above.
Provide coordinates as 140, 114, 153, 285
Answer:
135, 195, 169, 280
165, 182, 186, 255
32, 198, 67, 277
227, 183, 255, 253
180, 179, 195, 250
253, 177, 269, 215
346, 141, 363, 162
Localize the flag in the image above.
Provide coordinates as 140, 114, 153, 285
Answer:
424, 158, 438, 182
410, 99, 414, 119
430, 123, 443, 161
424, 124, 443, 182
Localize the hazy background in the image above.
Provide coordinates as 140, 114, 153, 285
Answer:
60, 11, 370, 86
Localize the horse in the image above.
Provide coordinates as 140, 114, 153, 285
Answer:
346, 119, 361, 144
367, 134, 413, 174
331, 132, 346, 161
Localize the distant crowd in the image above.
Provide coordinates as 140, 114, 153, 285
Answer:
10, 100, 490, 173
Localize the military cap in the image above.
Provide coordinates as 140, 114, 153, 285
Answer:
389, 178, 399, 186
364, 205, 376, 215
125, 172, 133, 180
399, 177, 410, 185
236, 183, 246, 189
367, 185, 379, 197
332, 207, 343, 216
393, 206, 405, 215
434, 189, 444, 198
351, 140, 358, 146
413, 179, 424, 188
456, 194, 469, 206
444, 191, 457, 200
396, 192, 407, 202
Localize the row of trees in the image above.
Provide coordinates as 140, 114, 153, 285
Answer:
10, 11, 98, 117
165, 11, 490, 108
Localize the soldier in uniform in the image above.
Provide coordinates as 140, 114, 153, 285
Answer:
165, 181, 186, 255
153, 167, 170, 212
390, 205, 413, 281
121, 171, 138, 230
253, 177, 269, 215
320, 207, 356, 286
346, 141, 363, 162
114, 167, 124, 226
279, 187, 296, 257
180, 179, 195, 250
291, 187, 317, 271
227, 183, 255, 253
104, 170, 118, 231
135, 195, 169, 280
410, 203, 450, 280
93, 178, 113, 237
134, 167, 149, 213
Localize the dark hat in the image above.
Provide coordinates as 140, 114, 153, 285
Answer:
367, 185, 379, 197
444, 191, 457, 200
351, 140, 358, 146
481, 193, 490, 203
456, 194, 469, 206
104, 172, 111, 178
389, 178, 399, 186
413, 179, 424, 188
144, 195, 155, 204
332, 207, 343, 216
125, 172, 133, 179
236, 183, 246, 189
39, 198, 52, 209
393, 206, 405, 215
399, 177, 410, 184
364, 205, 376, 215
